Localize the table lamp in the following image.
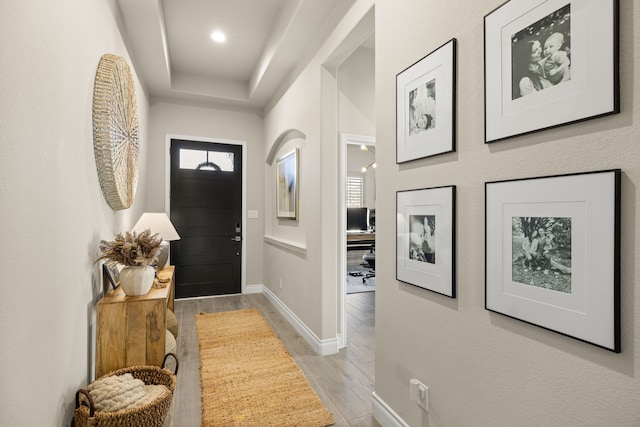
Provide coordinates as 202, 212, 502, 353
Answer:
132, 213, 180, 269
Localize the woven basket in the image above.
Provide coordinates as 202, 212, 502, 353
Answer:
73, 354, 178, 427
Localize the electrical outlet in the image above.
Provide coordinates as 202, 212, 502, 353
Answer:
279, 278, 283, 289
409, 378, 429, 412
417, 383, 428, 411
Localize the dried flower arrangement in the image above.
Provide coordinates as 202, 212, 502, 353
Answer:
97, 229, 163, 266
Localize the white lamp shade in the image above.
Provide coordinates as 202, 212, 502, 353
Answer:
132, 213, 180, 241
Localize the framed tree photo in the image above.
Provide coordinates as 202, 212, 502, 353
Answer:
484, 0, 619, 143
276, 148, 299, 220
485, 169, 621, 352
396, 186, 456, 297
396, 39, 456, 163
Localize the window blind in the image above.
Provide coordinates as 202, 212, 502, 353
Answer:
346, 175, 364, 207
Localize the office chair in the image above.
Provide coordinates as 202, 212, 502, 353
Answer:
362, 243, 375, 283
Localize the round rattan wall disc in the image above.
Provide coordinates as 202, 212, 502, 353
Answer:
92, 54, 139, 210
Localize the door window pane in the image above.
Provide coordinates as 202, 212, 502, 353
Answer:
179, 149, 234, 171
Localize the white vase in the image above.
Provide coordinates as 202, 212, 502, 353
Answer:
119, 265, 155, 296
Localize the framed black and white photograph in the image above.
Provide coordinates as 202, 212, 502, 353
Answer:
484, 0, 619, 143
103, 261, 120, 290
397, 186, 456, 297
396, 39, 456, 163
485, 169, 621, 352
276, 148, 299, 220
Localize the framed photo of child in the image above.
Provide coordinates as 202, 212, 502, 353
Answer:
396, 186, 456, 297
396, 39, 456, 163
485, 169, 621, 352
484, 0, 619, 143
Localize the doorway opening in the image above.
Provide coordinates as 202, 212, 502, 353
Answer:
339, 134, 375, 346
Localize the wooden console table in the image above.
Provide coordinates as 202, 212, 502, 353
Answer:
96, 265, 175, 378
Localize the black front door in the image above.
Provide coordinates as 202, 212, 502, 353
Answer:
170, 139, 242, 298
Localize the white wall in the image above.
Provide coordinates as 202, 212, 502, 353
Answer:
263, 63, 327, 340
263, 0, 375, 344
146, 102, 265, 287
374, 1, 640, 426
0, 1, 150, 425
339, 46, 376, 136
340, 46, 376, 209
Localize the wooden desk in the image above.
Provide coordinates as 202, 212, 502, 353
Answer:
96, 266, 175, 377
346, 232, 375, 250
346, 232, 375, 242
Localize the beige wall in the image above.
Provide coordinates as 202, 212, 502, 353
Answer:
340, 46, 376, 210
263, 51, 331, 340
339, 46, 376, 136
374, 0, 640, 425
263, 0, 375, 342
146, 102, 265, 288
0, 1, 150, 425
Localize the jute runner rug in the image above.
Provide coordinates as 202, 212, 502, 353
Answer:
195, 308, 335, 426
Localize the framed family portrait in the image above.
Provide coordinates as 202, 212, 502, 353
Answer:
396, 38, 456, 163
396, 186, 456, 297
485, 169, 621, 352
103, 261, 120, 290
484, 0, 619, 143
276, 148, 299, 220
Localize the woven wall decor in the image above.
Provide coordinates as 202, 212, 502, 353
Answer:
92, 54, 139, 210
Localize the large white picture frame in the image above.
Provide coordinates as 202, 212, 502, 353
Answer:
396, 39, 456, 163
485, 169, 621, 352
397, 186, 456, 297
484, 0, 619, 143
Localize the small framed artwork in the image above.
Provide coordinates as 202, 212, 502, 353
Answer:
485, 169, 621, 352
396, 38, 456, 163
276, 148, 299, 220
103, 261, 120, 290
396, 186, 456, 297
484, 0, 619, 143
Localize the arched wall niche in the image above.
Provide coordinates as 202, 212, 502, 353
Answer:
266, 128, 306, 165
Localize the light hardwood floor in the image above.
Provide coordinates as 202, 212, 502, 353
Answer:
164, 291, 376, 427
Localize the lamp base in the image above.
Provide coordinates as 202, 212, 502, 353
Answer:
155, 241, 170, 270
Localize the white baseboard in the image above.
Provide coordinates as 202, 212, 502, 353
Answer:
372, 392, 410, 427
261, 286, 339, 355
244, 284, 263, 294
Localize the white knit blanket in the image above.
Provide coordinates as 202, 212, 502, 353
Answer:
88, 373, 167, 412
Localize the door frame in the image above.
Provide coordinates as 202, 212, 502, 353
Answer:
164, 134, 248, 294
338, 133, 375, 348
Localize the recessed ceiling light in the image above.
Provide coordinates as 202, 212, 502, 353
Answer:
210, 31, 227, 43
